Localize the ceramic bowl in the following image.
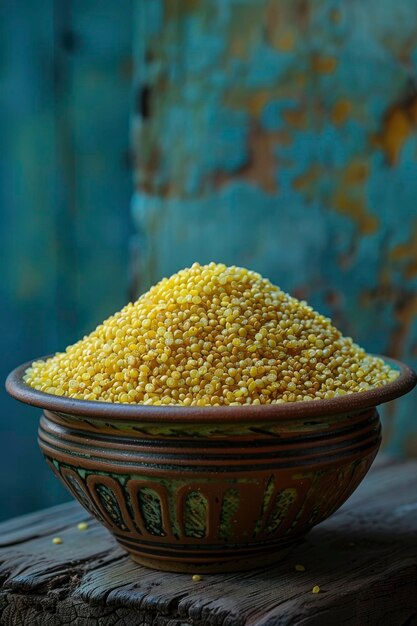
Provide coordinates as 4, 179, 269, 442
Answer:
6, 356, 416, 573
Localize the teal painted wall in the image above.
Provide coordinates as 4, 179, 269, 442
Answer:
132, 0, 417, 456
0, 0, 133, 520
2, 0, 417, 522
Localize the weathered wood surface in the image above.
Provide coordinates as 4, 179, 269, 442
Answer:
0, 457, 416, 625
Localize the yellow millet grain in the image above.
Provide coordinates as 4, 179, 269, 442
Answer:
24, 262, 399, 406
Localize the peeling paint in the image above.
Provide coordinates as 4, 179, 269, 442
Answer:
389, 221, 417, 279
214, 124, 280, 193
133, 0, 417, 456
374, 93, 417, 165
312, 55, 338, 74
331, 99, 352, 126
332, 161, 378, 236
294, 161, 378, 235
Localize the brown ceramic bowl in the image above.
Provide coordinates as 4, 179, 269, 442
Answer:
6, 356, 416, 573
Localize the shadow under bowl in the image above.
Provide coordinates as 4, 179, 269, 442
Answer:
6, 356, 417, 573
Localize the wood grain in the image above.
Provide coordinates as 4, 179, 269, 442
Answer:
0, 456, 416, 625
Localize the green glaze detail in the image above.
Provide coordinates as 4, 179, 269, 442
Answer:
138, 488, 165, 536
219, 488, 240, 542
254, 474, 275, 536
66, 473, 95, 514
48, 451, 374, 557
184, 491, 208, 539
265, 488, 298, 535
57, 411, 365, 438
292, 472, 316, 481
95, 484, 127, 531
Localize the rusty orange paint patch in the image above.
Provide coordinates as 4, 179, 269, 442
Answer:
388, 292, 417, 358
332, 159, 378, 234
295, 74, 307, 88
378, 109, 412, 165
283, 107, 306, 129
275, 31, 296, 52
332, 99, 352, 126
265, 2, 282, 51
223, 89, 270, 117
230, 39, 247, 59
293, 165, 320, 193
312, 55, 338, 74
343, 160, 369, 185
374, 94, 417, 166
332, 193, 378, 235
214, 125, 282, 194
295, 160, 377, 235
404, 261, 417, 279
248, 91, 272, 118
265, 0, 308, 51
389, 222, 417, 279
390, 243, 409, 262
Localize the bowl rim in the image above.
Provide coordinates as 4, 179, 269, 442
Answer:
5, 355, 416, 423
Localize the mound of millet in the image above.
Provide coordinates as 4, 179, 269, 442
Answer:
24, 262, 398, 406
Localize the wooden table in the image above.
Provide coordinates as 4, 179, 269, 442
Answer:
0, 457, 416, 626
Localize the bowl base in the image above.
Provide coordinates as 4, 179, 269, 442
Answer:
129, 541, 301, 574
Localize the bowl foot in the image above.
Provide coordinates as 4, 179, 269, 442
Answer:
129, 540, 302, 574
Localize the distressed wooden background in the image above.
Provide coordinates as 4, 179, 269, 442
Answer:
0, 0, 133, 520
132, 0, 417, 455
1, 0, 417, 521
